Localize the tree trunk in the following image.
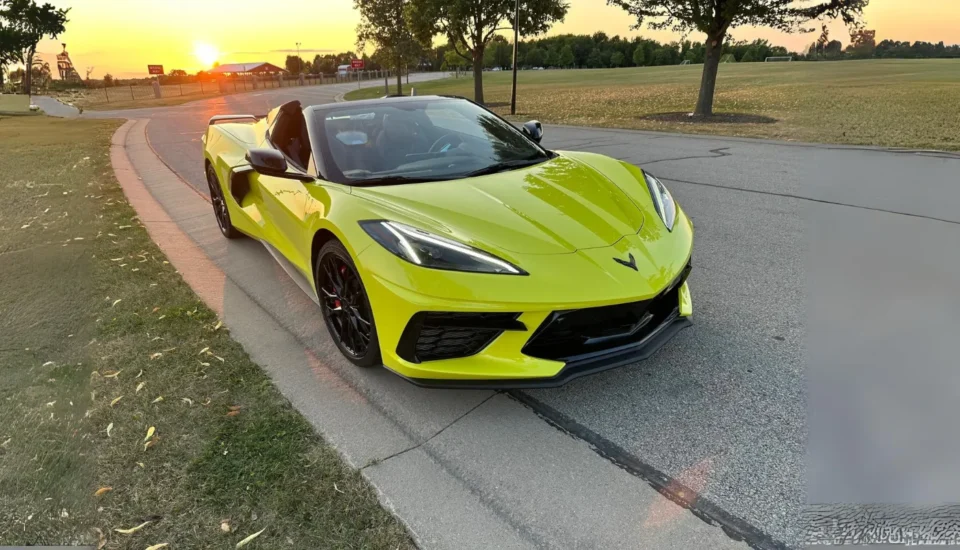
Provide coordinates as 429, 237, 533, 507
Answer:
0, 66, 5, 88
694, 35, 724, 116
472, 47, 485, 104
24, 51, 33, 97
395, 62, 402, 95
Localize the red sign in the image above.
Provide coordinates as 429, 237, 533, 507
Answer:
147, 65, 164, 75
350, 59, 364, 69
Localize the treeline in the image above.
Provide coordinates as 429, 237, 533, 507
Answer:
431, 33, 793, 71
872, 40, 960, 59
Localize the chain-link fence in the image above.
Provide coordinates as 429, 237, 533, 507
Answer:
61, 70, 396, 107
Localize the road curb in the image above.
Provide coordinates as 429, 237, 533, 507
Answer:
109, 116, 751, 550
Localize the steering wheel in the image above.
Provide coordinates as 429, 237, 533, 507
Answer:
428, 133, 463, 154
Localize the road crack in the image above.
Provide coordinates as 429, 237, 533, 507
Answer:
361, 392, 496, 470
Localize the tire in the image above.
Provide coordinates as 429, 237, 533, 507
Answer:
205, 162, 241, 239
315, 240, 381, 367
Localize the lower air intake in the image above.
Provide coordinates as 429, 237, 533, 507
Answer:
397, 312, 525, 363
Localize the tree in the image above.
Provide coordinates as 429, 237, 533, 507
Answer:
0, 0, 68, 96
586, 47, 603, 68
609, 51, 625, 67
559, 44, 575, 68
632, 43, 645, 66
525, 46, 545, 67
168, 69, 187, 77
102, 73, 113, 87
355, 0, 420, 95
608, 0, 867, 115
546, 48, 560, 67
409, 0, 568, 104
284, 54, 305, 74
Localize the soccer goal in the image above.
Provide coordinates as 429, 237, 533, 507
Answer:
765, 56, 793, 62
679, 60, 692, 65
719, 54, 736, 63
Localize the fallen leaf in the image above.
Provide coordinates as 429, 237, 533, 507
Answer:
114, 520, 152, 534
151, 307, 160, 313
106, 423, 114, 437
144, 440, 157, 451
221, 520, 231, 533
334, 483, 344, 494
144, 426, 155, 441
110, 396, 123, 407
137, 462, 145, 469
226, 410, 240, 417
149, 353, 162, 360
94, 487, 113, 497
213, 321, 223, 331
158, 315, 166, 320
199, 361, 210, 367
214, 355, 225, 363
104, 370, 122, 379
236, 528, 266, 548
181, 397, 193, 406
152, 396, 164, 403
111, 299, 122, 307
93, 526, 106, 549
42, 361, 55, 367
145, 544, 169, 550
136, 370, 144, 378
46, 401, 56, 407
228, 405, 242, 411
136, 382, 145, 394
198, 347, 210, 355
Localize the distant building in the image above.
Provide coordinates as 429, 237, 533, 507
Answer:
208, 62, 286, 76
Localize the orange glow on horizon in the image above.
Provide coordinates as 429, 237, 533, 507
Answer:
31, 0, 960, 79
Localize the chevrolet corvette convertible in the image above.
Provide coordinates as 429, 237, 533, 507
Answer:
202, 96, 693, 388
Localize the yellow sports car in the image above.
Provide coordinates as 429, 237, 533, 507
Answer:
202, 96, 693, 388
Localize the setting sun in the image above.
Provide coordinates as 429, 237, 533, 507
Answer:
193, 42, 219, 67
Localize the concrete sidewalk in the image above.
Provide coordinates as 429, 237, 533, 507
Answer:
110, 118, 749, 550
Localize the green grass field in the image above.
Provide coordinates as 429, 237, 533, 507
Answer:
0, 116, 413, 549
0, 94, 32, 116
347, 59, 960, 151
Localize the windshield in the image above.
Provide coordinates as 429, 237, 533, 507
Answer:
314, 99, 549, 185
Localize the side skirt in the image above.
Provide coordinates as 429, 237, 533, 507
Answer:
260, 240, 320, 306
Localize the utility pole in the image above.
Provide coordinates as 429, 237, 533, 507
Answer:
296, 42, 302, 73
510, 0, 519, 115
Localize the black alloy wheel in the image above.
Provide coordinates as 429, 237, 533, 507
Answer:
317, 241, 381, 367
206, 163, 240, 239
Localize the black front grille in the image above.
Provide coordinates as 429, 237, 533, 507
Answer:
397, 312, 525, 363
522, 264, 690, 363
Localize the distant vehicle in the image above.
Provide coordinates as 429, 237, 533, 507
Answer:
337, 64, 350, 77
201, 96, 693, 388
492, 67, 501, 71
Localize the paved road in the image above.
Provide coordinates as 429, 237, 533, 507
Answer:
79, 76, 960, 547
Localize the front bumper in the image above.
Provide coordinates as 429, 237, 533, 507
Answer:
360, 247, 694, 388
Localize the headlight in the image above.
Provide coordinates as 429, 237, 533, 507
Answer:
359, 220, 527, 275
644, 171, 677, 231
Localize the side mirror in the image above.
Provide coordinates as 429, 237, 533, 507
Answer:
522, 120, 543, 143
245, 148, 314, 182
246, 148, 288, 176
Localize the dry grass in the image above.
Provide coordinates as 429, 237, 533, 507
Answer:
347, 59, 960, 151
0, 116, 414, 549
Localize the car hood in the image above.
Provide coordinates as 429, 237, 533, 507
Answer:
350, 155, 644, 255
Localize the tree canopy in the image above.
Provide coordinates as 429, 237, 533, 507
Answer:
608, 0, 868, 114
408, 0, 568, 103
355, 0, 420, 94
0, 0, 68, 94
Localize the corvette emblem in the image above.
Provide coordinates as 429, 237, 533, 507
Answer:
613, 252, 638, 271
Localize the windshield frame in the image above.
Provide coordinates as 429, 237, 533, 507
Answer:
308, 96, 553, 186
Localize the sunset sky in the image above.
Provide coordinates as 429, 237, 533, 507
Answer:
33, 0, 960, 78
